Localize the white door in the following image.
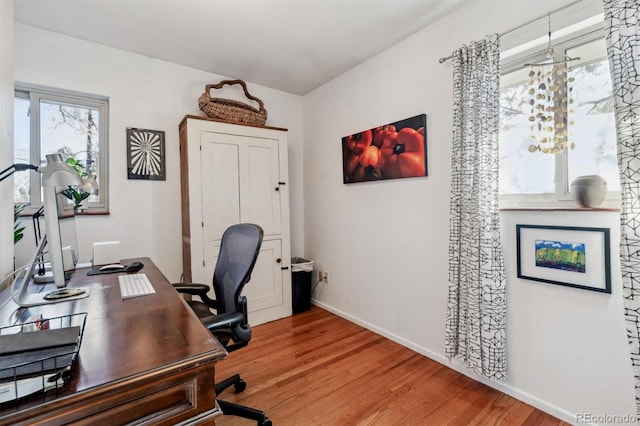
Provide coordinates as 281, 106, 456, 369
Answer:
200, 134, 241, 243
242, 239, 288, 325
201, 239, 288, 326
200, 131, 281, 243
198, 129, 289, 325
242, 139, 282, 236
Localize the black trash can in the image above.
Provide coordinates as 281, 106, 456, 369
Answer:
291, 257, 313, 314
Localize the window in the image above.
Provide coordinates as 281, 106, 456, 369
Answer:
499, 30, 619, 206
14, 84, 109, 213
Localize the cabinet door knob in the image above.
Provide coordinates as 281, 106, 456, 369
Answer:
275, 187, 280, 191
276, 258, 282, 263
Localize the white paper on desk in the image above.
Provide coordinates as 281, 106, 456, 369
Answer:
0, 372, 63, 403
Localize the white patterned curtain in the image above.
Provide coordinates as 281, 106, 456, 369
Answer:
603, 0, 640, 414
445, 34, 507, 380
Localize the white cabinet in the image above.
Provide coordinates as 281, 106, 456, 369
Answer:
179, 115, 292, 325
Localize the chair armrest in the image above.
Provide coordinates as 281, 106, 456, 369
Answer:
201, 311, 244, 331
172, 283, 209, 295
203, 310, 252, 351
172, 283, 219, 309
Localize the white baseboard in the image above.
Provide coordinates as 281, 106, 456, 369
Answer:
311, 299, 581, 425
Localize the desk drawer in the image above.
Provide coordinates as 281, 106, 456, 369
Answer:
1, 363, 219, 426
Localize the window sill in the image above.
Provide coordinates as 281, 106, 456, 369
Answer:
500, 207, 619, 212
59, 211, 110, 219
500, 194, 621, 211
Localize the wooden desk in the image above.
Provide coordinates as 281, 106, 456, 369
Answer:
0, 258, 227, 425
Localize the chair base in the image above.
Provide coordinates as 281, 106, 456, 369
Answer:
218, 399, 271, 425
217, 373, 270, 425
215, 373, 246, 395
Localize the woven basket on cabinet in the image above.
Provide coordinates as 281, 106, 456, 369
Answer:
198, 79, 268, 126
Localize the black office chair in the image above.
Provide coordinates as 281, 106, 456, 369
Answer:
173, 223, 271, 426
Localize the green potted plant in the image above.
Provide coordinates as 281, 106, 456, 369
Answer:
14, 203, 27, 244
60, 157, 91, 211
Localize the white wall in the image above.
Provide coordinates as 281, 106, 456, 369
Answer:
501, 211, 633, 421
13, 24, 304, 282
0, 1, 14, 289
304, 0, 635, 423
9, 0, 637, 422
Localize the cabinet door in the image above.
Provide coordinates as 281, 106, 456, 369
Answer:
201, 239, 288, 326
200, 135, 241, 243
242, 139, 282, 236
200, 132, 281, 243
242, 239, 283, 313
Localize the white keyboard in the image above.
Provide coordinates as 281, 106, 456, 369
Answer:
118, 273, 156, 299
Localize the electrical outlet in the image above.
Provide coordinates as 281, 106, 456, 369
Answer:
324, 272, 329, 283
318, 271, 325, 282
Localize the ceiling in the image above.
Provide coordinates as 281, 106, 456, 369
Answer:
14, 0, 471, 95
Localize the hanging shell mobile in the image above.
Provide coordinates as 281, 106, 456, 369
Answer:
525, 14, 578, 154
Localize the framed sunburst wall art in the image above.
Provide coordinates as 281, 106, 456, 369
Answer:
126, 128, 166, 180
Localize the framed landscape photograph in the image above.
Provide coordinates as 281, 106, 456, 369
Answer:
342, 114, 427, 184
516, 224, 611, 294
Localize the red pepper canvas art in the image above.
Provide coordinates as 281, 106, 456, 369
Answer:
342, 114, 427, 184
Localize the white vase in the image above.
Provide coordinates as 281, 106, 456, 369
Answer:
570, 175, 607, 207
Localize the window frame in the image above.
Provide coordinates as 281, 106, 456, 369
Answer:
15, 83, 110, 214
499, 27, 620, 209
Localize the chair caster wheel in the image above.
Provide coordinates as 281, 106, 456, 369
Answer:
234, 379, 247, 393
260, 417, 272, 426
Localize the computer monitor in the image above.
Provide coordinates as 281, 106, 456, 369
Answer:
42, 155, 78, 288
12, 219, 89, 307
31, 195, 79, 283
11, 154, 90, 307
59, 213, 79, 270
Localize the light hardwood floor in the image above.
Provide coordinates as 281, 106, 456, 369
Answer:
215, 306, 566, 425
